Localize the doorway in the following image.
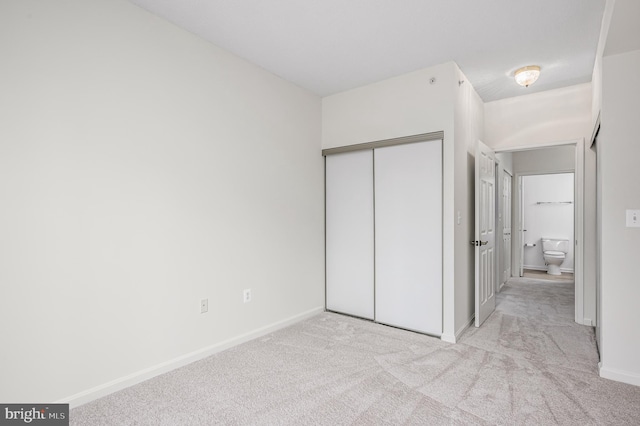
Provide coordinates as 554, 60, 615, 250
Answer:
491, 140, 588, 326
519, 172, 575, 279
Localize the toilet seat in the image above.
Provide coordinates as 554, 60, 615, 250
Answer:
544, 250, 565, 257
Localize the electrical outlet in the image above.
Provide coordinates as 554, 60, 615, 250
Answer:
200, 298, 208, 314
626, 209, 640, 228
243, 289, 252, 303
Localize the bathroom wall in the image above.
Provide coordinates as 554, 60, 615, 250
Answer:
522, 173, 575, 272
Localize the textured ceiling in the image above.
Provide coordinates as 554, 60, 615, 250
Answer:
128, 0, 606, 102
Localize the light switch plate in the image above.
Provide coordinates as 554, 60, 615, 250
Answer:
626, 210, 640, 227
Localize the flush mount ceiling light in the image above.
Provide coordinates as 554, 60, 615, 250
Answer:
514, 65, 541, 87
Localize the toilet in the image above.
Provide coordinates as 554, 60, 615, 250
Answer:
541, 238, 569, 275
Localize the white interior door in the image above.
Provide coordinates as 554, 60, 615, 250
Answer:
518, 176, 525, 277
374, 140, 442, 335
475, 140, 496, 327
502, 171, 512, 285
325, 151, 374, 319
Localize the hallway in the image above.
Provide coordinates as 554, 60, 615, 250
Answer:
458, 276, 640, 423
462, 276, 591, 370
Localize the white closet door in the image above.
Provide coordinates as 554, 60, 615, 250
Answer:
374, 140, 442, 335
326, 150, 374, 319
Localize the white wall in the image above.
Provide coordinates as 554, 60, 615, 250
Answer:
592, 54, 603, 131
495, 153, 513, 175
599, 48, 640, 386
512, 145, 576, 174
322, 62, 462, 341
322, 64, 455, 150
485, 83, 592, 150
522, 174, 575, 272
0, 0, 324, 404
453, 66, 484, 339
590, 0, 615, 133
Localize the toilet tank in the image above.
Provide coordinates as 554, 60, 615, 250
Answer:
541, 238, 570, 253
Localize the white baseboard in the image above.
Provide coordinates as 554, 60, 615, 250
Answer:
441, 315, 475, 344
599, 363, 640, 387
523, 265, 575, 273
440, 332, 456, 343
523, 265, 545, 271
455, 315, 475, 341
59, 306, 325, 408
580, 318, 594, 327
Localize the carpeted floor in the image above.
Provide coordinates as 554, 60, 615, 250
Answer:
71, 278, 640, 425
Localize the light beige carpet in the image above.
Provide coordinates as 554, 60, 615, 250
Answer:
71, 278, 640, 425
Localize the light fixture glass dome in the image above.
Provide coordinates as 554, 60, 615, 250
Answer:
514, 65, 541, 87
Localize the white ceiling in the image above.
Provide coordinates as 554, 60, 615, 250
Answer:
128, 0, 606, 102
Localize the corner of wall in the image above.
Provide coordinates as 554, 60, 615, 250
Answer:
452, 63, 484, 336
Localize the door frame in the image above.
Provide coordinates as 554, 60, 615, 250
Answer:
497, 166, 512, 291
494, 138, 586, 326
494, 159, 502, 294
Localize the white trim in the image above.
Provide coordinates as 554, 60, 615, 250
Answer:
494, 139, 581, 153
596, 1, 616, 59
441, 315, 475, 343
523, 265, 575, 274
58, 306, 325, 408
440, 332, 456, 343
599, 363, 640, 387
457, 315, 475, 341
574, 138, 585, 326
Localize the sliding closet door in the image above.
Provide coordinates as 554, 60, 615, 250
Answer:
326, 150, 374, 319
374, 140, 442, 335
